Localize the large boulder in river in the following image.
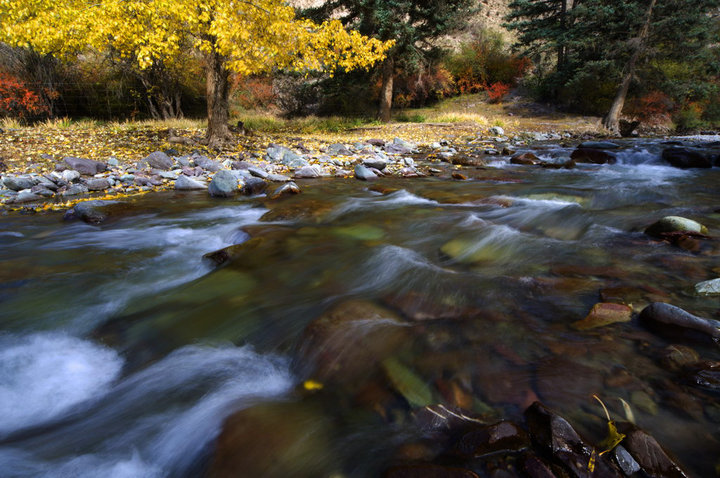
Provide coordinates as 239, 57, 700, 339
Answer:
662, 147, 713, 168
645, 216, 708, 237
511, 152, 539, 165
208, 170, 239, 197
570, 147, 617, 164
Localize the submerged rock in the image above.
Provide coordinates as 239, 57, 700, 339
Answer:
454, 421, 529, 458
645, 216, 708, 237
385, 464, 479, 478
579, 141, 620, 149
571, 303, 632, 330
64, 200, 110, 225
241, 177, 268, 195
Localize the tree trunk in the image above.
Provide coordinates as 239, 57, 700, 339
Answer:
379, 56, 394, 123
602, 0, 657, 133
206, 48, 232, 148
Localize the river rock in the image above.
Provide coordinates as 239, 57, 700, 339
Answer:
268, 182, 301, 199
61, 169, 81, 183
489, 126, 505, 136
296, 300, 408, 387
62, 156, 107, 175
511, 152, 539, 165
294, 166, 322, 178
639, 302, 720, 340
363, 156, 389, 170
525, 402, 621, 478
645, 216, 708, 237
248, 166, 269, 179
2, 175, 36, 191
354, 164, 377, 180
61, 184, 89, 196
694, 278, 720, 296
174, 175, 207, 190
579, 141, 620, 149
241, 177, 267, 195
134, 175, 162, 187
267, 173, 291, 182
571, 303, 632, 330
327, 143, 352, 155
267, 144, 309, 168
193, 155, 221, 172
208, 401, 335, 478
13, 191, 43, 203
617, 424, 689, 478
208, 170, 239, 197
455, 421, 529, 458
138, 151, 173, 170
570, 148, 617, 164
691, 361, 720, 392
65, 200, 109, 224
662, 147, 713, 169
30, 185, 55, 197
85, 178, 111, 191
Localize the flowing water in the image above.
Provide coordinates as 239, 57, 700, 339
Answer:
0, 138, 719, 477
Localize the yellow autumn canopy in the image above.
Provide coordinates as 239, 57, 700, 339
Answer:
0, 0, 393, 75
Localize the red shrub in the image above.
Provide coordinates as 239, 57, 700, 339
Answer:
627, 91, 674, 124
233, 76, 277, 110
486, 82, 511, 103
0, 73, 50, 119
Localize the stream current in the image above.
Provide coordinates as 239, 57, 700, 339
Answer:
0, 138, 718, 477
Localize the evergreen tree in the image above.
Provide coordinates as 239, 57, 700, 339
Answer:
506, 0, 720, 131
303, 0, 478, 121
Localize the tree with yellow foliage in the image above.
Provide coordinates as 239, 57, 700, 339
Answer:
0, 0, 392, 146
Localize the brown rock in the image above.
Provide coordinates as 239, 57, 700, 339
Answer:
618, 425, 689, 478
385, 464, 480, 478
455, 421, 529, 458
571, 303, 632, 330
511, 152, 539, 165
570, 148, 617, 164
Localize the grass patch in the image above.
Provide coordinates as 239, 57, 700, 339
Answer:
0, 117, 23, 129
236, 112, 380, 134
396, 112, 426, 123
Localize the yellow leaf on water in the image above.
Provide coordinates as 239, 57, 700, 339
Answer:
303, 380, 323, 391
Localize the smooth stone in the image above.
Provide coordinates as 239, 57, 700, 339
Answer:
525, 402, 621, 477
572, 303, 632, 330
2, 175, 36, 191
393, 137, 417, 150
267, 144, 309, 168
489, 126, 505, 136
294, 166, 322, 178
61, 184, 89, 196
331, 224, 385, 241
570, 148, 617, 164
354, 164, 377, 180
269, 182, 300, 199
267, 173, 292, 182
613, 445, 641, 476
327, 143, 352, 155
193, 155, 221, 172
241, 177, 267, 195
362, 156, 389, 170
134, 175, 162, 186
13, 191, 43, 203
138, 151, 173, 170
63, 156, 107, 175
661, 344, 700, 371
208, 170, 239, 197
694, 278, 720, 296
158, 171, 180, 180
248, 167, 269, 179
579, 141, 620, 149
30, 186, 55, 197
85, 178, 111, 191
645, 216, 708, 237
692, 362, 720, 392
174, 175, 207, 190
639, 302, 720, 340
107, 157, 120, 167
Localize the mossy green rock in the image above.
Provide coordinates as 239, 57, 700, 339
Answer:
331, 224, 385, 241
645, 216, 708, 237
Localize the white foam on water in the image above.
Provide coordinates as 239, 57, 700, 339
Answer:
0, 344, 293, 478
0, 333, 124, 437
330, 190, 438, 219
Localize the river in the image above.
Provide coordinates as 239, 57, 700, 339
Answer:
0, 137, 718, 477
